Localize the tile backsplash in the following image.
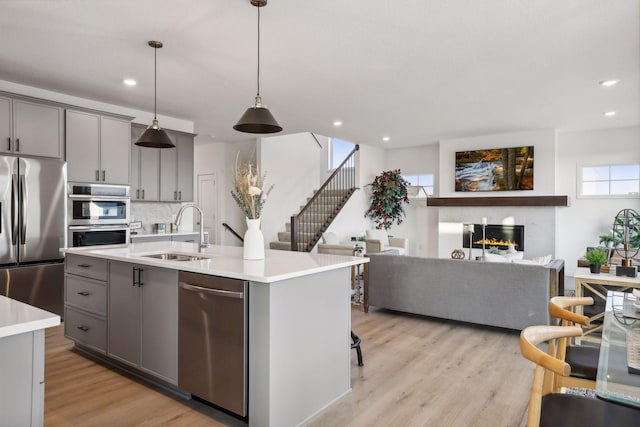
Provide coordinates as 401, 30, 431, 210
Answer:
131, 202, 194, 233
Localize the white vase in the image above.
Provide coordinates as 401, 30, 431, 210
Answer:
243, 217, 265, 260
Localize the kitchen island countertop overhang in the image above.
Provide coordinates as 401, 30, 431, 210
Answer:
62, 241, 368, 283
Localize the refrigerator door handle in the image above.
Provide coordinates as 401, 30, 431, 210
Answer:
20, 174, 27, 243
11, 173, 19, 244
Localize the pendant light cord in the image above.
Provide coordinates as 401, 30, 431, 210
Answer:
257, 5, 261, 98
154, 45, 158, 120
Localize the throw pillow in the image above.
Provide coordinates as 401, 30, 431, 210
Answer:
512, 254, 552, 266
505, 251, 524, 261
322, 232, 339, 245
485, 253, 510, 263
366, 229, 390, 246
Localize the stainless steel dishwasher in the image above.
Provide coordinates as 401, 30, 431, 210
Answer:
178, 271, 248, 417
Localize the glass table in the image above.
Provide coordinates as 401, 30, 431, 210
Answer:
596, 291, 640, 408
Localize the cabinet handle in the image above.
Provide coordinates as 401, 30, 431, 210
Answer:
77, 326, 90, 332
77, 291, 91, 296
138, 268, 144, 287
102, 170, 106, 181
136, 189, 140, 199
77, 264, 92, 268
174, 191, 177, 200
178, 191, 181, 200
15, 138, 20, 152
6, 137, 10, 151
142, 189, 145, 199
95, 170, 100, 181
132, 267, 138, 286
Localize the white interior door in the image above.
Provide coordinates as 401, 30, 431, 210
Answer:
197, 173, 217, 245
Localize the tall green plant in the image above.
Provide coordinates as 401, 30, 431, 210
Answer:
365, 169, 410, 230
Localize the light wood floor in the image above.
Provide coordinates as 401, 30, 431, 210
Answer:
44, 307, 533, 426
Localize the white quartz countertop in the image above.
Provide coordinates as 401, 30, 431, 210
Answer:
0, 296, 61, 339
63, 242, 368, 283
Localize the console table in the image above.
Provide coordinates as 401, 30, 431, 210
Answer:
574, 268, 640, 344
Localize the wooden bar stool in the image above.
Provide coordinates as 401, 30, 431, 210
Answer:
548, 296, 599, 390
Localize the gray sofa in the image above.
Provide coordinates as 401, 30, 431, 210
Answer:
365, 253, 564, 330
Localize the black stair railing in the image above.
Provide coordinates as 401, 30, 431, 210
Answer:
222, 222, 244, 242
290, 144, 359, 251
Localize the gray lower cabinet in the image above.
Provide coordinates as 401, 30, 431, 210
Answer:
0, 95, 63, 158
64, 254, 108, 354
131, 124, 160, 201
108, 261, 179, 384
66, 109, 131, 184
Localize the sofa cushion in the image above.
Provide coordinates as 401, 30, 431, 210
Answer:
366, 229, 389, 246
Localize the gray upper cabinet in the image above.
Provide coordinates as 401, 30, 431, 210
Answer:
0, 96, 63, 158
131, 124, 160, 201
107, 261, 178, 384
66, 109, 131, 184
160, 131, 194, 202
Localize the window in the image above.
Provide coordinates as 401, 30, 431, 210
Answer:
329, 138, 355, 169
579, 163, 640, 198
402, 174, 434, 198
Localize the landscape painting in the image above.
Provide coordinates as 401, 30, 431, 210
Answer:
455, 146, 534, 192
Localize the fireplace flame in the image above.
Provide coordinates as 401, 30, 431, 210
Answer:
474, 238, 519, 247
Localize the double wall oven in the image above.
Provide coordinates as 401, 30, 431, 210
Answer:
67, 183, 131, 247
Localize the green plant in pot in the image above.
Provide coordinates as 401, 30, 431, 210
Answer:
598, 234, 616, 248
585, 248, 608, 274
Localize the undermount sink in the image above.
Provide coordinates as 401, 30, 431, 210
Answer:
142, 253, 210, 262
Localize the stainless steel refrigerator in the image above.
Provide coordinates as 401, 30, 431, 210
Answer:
0, 156, 66, 316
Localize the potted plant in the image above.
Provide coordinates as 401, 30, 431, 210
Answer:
585, 248, 608, 274
598, 234, 616, 248
365, 169, 410, 230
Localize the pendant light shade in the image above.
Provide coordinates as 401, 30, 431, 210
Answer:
136, 41, 175, 148
234, 0, 282, 134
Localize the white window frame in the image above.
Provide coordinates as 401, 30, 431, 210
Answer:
328, 138, 356, 170
577, 162, 640, 199
402, 173, 435, 199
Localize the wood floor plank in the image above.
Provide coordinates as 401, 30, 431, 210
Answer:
43, 306, 532, 426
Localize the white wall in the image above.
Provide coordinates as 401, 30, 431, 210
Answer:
193, 136, 256, 246
258, 133, 326, 246
384, 144, 440, 257
0, 79, 194, 133
556, 126, 640, 277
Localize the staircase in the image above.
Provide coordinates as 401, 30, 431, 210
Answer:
269, 145, 359, 252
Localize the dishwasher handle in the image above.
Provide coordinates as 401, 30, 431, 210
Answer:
179, 282, 244, 299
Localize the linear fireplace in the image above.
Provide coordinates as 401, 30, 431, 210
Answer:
463, 224, 525, 251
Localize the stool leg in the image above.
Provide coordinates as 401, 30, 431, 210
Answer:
351, 330, 364, 366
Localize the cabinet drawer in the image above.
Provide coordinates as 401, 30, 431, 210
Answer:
64, 308, 106, 353
66, 254, 108, 281
65, 274, 107, 315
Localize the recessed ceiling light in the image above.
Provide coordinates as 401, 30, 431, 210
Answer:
382, 136, 390, 142
603, 111, 617, 117
123, 78, 137, 86
599, 79, 619, 87
332, 121, 342, 126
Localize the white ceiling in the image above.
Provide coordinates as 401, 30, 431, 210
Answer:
0, 0, 638, 148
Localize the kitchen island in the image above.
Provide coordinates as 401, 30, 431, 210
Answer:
63, 242, 367, 427
0, 295, 60, 426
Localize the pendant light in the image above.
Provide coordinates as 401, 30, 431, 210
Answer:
135, 40, 175, 148
233, 0, 282, 134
